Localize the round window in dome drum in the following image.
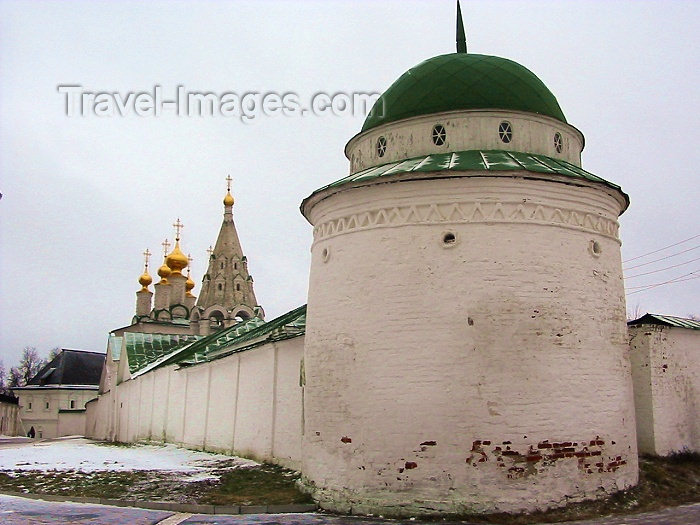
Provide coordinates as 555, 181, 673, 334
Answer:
432, 124, 446, 146
376, 136, 387, 157
554, 132, 563, 153
498, 121, 512, 143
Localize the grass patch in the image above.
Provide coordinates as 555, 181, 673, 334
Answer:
0, 463, 311, 506
0, 470, 141, 499
201, 464, 313, 506
93, 441, 135, 448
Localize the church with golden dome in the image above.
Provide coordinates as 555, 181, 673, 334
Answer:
127, 176, 264, 339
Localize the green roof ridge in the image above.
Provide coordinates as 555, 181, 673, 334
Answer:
305, 150, 627, 209
143, 305, 307, 373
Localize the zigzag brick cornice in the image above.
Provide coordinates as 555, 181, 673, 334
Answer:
312, 200, 620, 244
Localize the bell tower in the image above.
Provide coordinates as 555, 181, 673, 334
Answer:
192, 177, 263, 334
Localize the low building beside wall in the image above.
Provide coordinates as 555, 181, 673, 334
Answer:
0, 393, 22, 436
12, 349, 105, 439
629, 314, 700, 456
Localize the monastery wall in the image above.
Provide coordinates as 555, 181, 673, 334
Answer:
302, 175, 637, 515
630, 325, 700, 455
57, 410, 87, 437
0, 398, 22, 436
96, 335, 304, 468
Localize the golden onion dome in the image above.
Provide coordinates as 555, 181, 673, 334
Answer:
166, 240, 188, 274
157, 259, 172, 281
185, 274, 195, 296
139, 271, 153, 289
223, 190, 234, 207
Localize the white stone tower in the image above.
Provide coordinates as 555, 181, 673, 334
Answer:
300, 6, 637, 517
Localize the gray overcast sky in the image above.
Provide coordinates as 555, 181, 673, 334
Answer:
1, 0, 698, 366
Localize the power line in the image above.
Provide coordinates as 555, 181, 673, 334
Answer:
626, 275, 700, 295
625, 270, 700, 295
626, 269, 698, 289
622, 234, 700, 264
623, 245, 699, 270
624, 256, 700, 279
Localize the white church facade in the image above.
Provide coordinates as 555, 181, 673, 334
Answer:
86, 9, 700, 518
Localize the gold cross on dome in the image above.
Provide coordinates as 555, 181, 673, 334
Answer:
173, 218, 184, 241
162, 238, 171, 256
226, 175, 232, 191
187, 253, 193, 275
207, 245, 214, 257
143, 248, 152, 269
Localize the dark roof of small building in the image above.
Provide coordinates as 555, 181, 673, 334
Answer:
628, 313, 700, 330
26, 349, 105, 387
0, 393, 18, 404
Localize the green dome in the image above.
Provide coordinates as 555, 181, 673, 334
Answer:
362, 53, 567, 132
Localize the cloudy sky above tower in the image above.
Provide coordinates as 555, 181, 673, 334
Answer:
0, 0, 698, 366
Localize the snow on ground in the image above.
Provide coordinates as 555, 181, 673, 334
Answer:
0, 437, 258, 474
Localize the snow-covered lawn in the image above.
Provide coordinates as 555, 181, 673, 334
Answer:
0, 437, 257, 475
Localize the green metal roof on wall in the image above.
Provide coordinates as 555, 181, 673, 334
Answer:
308, 150, 627, 207
141, 305, 307, 374
108, 334, 122, 361
124, 332, 201, 374
628, 313, 700, 330
170, 317, 268, 367
179, 305, 307, 367
362, 53, 566, 132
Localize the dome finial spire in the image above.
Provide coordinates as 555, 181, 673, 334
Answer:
224, 175, 235, 207
456, 1, 467, 53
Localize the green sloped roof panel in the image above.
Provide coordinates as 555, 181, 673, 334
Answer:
108, 335, 122, 361
151, 305, 308, 371
362, 53, 566, 132
124, 332, 201, 373
308, 150, 626, 207
153, 316, 268, 370
628, 313, 700, 330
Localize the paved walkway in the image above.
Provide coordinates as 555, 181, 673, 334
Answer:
1, 494, 699, 525
0, 494, 700, 525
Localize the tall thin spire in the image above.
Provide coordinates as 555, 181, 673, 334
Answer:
196, 180, 261, 318
456, 1, 467, 53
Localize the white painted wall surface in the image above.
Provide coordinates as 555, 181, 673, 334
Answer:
234, 346, 275, 461
89, 336, 304, 468
345, 110, 584, 173
150, 367, 170, 442
57, 410, 87, 436
182, 364, 210, 447
302, 174, 637, 515
630, 325, 700, 455
272, 338, 305, 469
204, 356, 239, 452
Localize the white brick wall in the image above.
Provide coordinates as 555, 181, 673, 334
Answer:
302, 173, 637, 515
630, 325, 700, 455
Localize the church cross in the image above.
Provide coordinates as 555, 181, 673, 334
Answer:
162, 238, 171, 256
226, 175, 232, 191
173, 218, 184, 241
187, 253, 193, 275
143, 248, 152, 269
207, 245, 214, 257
